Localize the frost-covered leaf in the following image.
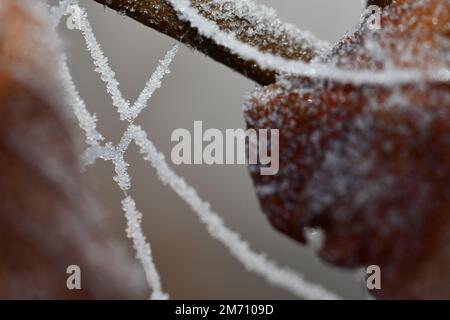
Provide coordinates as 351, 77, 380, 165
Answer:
245, 0, 450, 299
0, 0, 146, 299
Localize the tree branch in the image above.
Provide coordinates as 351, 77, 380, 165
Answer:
91, 1, 393, 85
367, 0, 393, 7
91, 0, 322, 85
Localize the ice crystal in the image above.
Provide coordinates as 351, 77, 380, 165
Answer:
122, 196, 168, 300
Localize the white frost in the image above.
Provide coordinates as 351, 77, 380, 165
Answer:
122, 196, 169, 300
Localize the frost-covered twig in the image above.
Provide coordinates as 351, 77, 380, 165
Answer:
91, 0, 448, 86
91, 0, 327, 85
167, 0, 449, 85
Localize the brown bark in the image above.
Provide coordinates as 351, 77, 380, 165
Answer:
367, 0, 393, 7
92, 0, 321, 85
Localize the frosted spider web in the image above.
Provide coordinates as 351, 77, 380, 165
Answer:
49, 0, 340, 300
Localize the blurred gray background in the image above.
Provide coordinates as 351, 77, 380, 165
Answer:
51, 0, 366, 299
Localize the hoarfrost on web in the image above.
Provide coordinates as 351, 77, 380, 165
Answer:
58, 40, 170, 299
122, 196, 169, 300
50, 0, 340, 300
